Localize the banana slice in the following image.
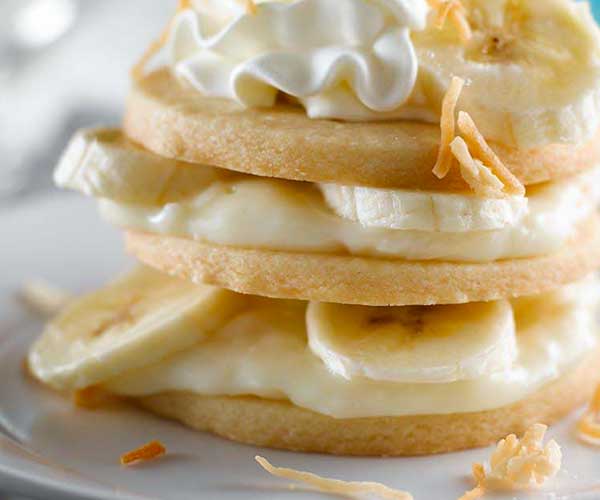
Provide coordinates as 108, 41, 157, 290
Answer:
28, 267, 248, 390
414, 0, 600, 148
319, 183, 528, 232
306, 300, 517, 383
511, 273, 600, 330
55, 128, 227, 204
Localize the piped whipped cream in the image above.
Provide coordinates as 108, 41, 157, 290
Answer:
168, 0, 431, 121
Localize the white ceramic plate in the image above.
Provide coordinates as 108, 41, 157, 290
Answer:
2, 193, 600, 500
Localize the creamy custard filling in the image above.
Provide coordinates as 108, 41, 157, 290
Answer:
104, 278, 600, 418
98, 166, 600, 263
28, 266, 599, 418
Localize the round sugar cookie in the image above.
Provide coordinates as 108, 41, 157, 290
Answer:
124, 69, 600, 191
125, 216, 600, 306
136, 348, 600, 456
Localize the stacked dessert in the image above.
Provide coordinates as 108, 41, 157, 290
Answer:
28, 0, 600, 455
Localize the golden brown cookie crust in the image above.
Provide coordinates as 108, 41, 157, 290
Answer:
125, 216, 600, 306
124, 69, 600, 190
136, 348, 600, 456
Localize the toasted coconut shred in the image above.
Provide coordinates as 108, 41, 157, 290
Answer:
255, 456, 413, 499
448, 5, 473, 43
577, 385, 600, 445
429, 0, 472, 42
432, 76, 465, 179
19, 280, 72, 316
120, 440, 166, 466
458, 464, 487, 500
457, 111, 525, 196
433, 0, 455, 29
433, 78, 525, 198
460, 424, 562, 500
450, 137, 505, 198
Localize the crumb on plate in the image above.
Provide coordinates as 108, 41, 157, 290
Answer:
255, 455, 413, 499
120, 440, 166, 466
460, 423, 561, 499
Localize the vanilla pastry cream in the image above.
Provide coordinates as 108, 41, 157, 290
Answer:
103, 277, 600, 418
98, 166, 600, 263
28, 267, 600, 418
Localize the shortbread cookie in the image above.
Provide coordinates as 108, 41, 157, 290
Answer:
124, 70, 600, 191
136, 348, 600, 456
125, 215, 600, 306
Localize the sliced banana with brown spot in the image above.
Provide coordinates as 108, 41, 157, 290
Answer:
306, 300, 517, 383
28, 267, 248, 390
414, 0, 600, 148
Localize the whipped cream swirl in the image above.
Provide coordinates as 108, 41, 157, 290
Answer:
168, 0, 429, 120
